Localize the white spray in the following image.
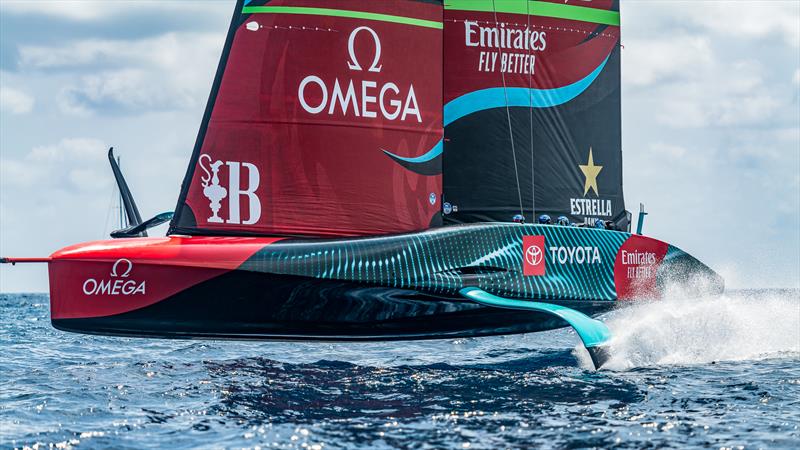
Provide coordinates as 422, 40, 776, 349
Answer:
575, 289, 800, 371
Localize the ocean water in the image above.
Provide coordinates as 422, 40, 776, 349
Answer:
1, 290, 798, 449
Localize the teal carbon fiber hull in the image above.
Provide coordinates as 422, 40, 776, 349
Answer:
47, 223, 723, 342
241, 223, 723, 302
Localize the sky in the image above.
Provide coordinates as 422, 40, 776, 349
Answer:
0, 0, 798, 292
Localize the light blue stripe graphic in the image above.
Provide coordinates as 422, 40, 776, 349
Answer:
444, 55, 610, 126
382, 140, 442, 163
384, 55, 609, 167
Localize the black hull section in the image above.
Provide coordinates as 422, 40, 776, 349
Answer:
53, 271, 613, 341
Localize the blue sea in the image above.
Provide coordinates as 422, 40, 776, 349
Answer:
1, 290, 798, 449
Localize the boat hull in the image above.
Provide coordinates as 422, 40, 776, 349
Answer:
53, 270, 614, 340
47, 223, 723, 340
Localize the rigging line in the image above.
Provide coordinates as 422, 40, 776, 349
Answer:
527, 0, 535, 219
492, 0, 524, 219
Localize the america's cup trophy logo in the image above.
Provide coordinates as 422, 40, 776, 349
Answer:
199, 154, 227, 223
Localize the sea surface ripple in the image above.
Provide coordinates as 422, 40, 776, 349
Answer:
1, 290, 798, 449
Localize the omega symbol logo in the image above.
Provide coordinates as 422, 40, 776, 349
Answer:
110, 258, 133, 278
347, 26, 382, 72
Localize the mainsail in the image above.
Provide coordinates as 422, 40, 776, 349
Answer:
441, 0, 626, 228
170, 0, 627, 238
171, 0, 443, 237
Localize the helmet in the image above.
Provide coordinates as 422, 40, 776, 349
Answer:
556, 216, 570, 226
512, 214, 525, 224
594, 218, 606, 229
538, 214, 552, 224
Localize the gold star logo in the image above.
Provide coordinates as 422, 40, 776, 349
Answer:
579, 147, 603, 196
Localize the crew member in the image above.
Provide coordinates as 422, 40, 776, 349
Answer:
538, 214, 552, 225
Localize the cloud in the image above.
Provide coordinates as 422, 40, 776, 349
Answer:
684, 1, 800, 48
623, 1, 800, 48
58, 68, 197, 114
17, 32, 223, 115
624, 35, 713, 87
621, 1, 800, 288
0, 1, 219, 22
0, 85, 34, 114
625, 31, 794, 129
1, 138, 110, 191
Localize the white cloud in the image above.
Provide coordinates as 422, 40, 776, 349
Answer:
624, 35, 713, 87
684, 1, 800, 48
18, 32, 223, 114
59, 68, 197, 114
0, 1, 221, 21
0, 86, 34, 114
622, 1, 800, 288
627, 44, 790, 129
624, 1, 800, 48
1, 138, 110, 191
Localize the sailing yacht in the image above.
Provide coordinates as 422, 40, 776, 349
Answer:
2, 0, 723, 368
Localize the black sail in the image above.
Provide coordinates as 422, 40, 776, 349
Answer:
441, 0, 627, 229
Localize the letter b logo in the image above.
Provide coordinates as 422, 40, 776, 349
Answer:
225, 161, 261, 225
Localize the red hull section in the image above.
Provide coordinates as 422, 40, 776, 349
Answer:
48, 237, 281, 319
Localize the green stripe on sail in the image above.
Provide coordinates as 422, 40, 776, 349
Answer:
241, 6, 444, 29
444, 0, 620, 27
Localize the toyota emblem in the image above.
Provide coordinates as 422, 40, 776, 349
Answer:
525, 244, 543, 267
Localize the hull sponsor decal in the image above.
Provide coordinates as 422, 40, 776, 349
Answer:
522, 235, 546, 276
614, 235, 669, 300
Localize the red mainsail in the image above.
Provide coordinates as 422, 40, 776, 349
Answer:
171, 0, 443, 237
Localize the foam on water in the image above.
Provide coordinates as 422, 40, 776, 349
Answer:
577, 289, 800, 370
